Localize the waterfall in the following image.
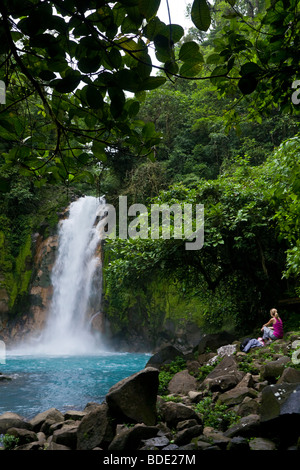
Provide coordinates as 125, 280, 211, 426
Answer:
29, 196, 106, 355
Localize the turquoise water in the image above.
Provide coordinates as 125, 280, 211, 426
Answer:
0, 353, 150, 419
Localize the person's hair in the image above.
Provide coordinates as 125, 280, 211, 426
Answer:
270, 308, 279, 319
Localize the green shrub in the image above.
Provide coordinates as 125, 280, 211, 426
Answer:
195, 396, 240, 431
0, 433, 19, 450
158, 356, 186, 395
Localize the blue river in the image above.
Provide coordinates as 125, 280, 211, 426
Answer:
0, 352, 150, 419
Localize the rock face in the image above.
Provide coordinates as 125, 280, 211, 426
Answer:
106, 367, 159, 426
196, 332, 236, 355
77, 404, 115, 450
167, 370, 198, 394
200, 355, 245, 392
145, 346, 184, 369
260, 383, 300, 446
1, 330, 300, 451
0, 412, 33, 434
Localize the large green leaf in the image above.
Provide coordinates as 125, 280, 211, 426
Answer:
85, 85, 104, 110
180, 61, 203, 77
143, 17, 167, 41
138, 0, 161, 19
191, 0, 211, 32
52, 71, 82, 93
179, 41, 201, 62
137, 76, 166, 91
238, 76, 258, 95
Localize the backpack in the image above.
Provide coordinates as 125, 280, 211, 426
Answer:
240, 338, 251, 351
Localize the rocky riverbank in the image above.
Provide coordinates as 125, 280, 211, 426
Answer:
0, 331, 300, 451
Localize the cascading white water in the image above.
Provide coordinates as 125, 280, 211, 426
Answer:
30, 196, 106, 355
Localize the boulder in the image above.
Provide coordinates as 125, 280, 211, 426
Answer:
217, 372, 258, 406
0, 412, 32, 434
236, 397, 261, 417
260, 356, 290, 382
277, 367, 300, 384
6, 427, 38, 446
216, 344, 237, 358
46, 441, 71, 450
141, 435, 170, 449
145, 346, 184, 369
174, 425, 203, 446
108, 424, 158, 451
202, 427, 231, 450
197, 352, 216, 366
63, 410, 86, 421
224, 414, 261, 438
0, 374, 12, 381
200, 355, 245, 392
106, 367, 159, 426
249, 437, 277, 450
218, 387, 258, 407
15, 442, 42, 451
158, 401, 201, 428
77, 403, 115, 450
196, 332, 236, 355
226, 436, 250, 451
260, 383, 300, 447
176, 419, 199, 431
188, 391, 203, 403
167, 370, 198, 394
186, 360, 201, 375
52, 424, 78, 449
29, 408, 64, 433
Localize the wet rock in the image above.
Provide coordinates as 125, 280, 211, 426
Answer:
158, 401, 201, 428
167, 369, 198, 394
249, 437, 277, 450
0, 374, 12, 381
63, 410, 86, 421
29, 408, 64, 433
227, 436, 250, 451
174, 425, 203, 446
260, 356, 290, 382
277, 367, 300, 384
0, 412, 33, 434
145, 346, 184, 370
77, 403, 115, 450
46, 441, 71, 450
141, 435, 170, 449
236, 397, 261, 417
260, 383, 300, 447
203, 427, 231, 450
108, 424, 158, 451
200, 356, 245, 392
218, 387, 258, 407
6, 427, 38, 446
52, 424, 78, 449
224, 414, 261, 438
196, 332, 236, 355
176, 419, 198, 431
15, 442, 42, 451
106, 367, 159, 426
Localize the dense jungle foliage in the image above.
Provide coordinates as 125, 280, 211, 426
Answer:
1, 0, 300, 336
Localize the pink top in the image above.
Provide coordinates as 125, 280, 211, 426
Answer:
273, 318, 283, 339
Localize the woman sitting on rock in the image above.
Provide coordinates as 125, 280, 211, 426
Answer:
261, 308, 283, 343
